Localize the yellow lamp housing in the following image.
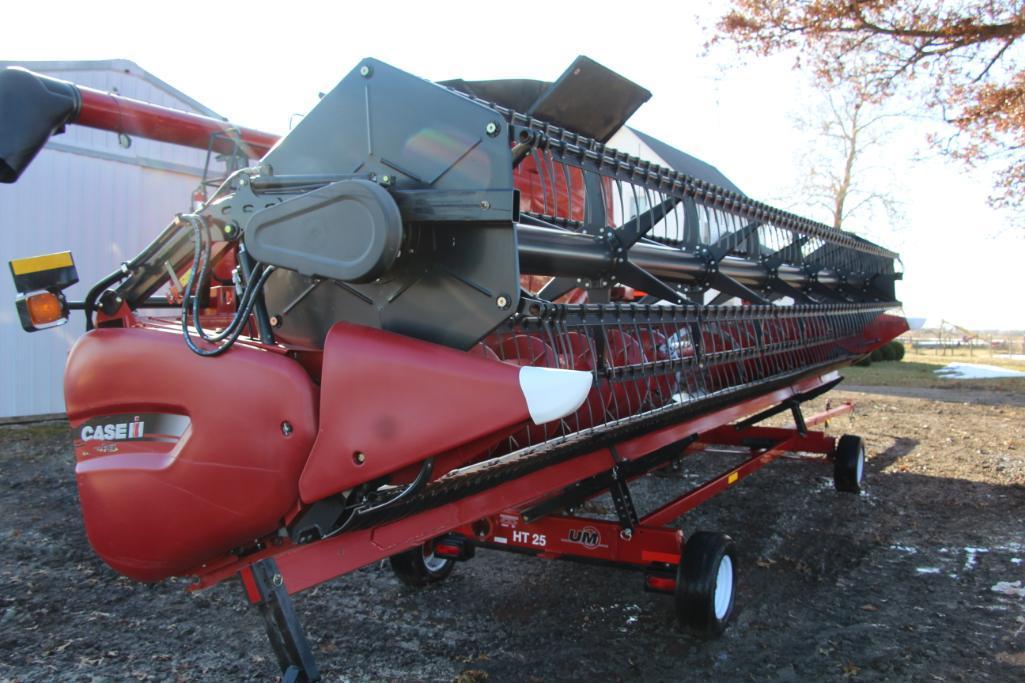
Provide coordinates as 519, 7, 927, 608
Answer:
9, 251, 78, 332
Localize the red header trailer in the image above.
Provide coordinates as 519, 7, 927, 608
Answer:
2, 56, 905, 681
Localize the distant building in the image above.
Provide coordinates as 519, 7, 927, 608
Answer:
609, 126, 746, 247
0, 60, 228, 419
610, 127, 745, 196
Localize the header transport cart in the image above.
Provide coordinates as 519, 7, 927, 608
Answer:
2, 57, 905, 681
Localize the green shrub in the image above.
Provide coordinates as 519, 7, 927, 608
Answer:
870, 348, 884, 362
879, 343, 897, 362
890, 340, 906, 361
854, 355, 872, 367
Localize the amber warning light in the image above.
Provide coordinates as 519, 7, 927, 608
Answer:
9, 251, 78, 332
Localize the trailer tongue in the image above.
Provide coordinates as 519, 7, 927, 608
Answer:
4, 57, 905, 681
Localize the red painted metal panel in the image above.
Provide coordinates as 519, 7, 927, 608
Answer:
455, 514, 683, 567
841, 312, 909, 355
65, 327, 318, 582
514, 155, 588, 223
298, 323, 532, 503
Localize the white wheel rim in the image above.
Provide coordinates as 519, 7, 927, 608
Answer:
422, 546, 448, 573
855, 446, 865, 484
713, 555, 734, 620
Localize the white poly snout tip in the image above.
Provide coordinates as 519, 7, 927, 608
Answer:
518, 366, 593, 425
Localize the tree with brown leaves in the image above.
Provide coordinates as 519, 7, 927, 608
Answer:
716, 1, 1025, 215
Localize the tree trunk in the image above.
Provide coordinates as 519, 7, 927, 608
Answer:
832, 102, 862, 230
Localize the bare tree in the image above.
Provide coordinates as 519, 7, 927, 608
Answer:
791, 84, 904, 233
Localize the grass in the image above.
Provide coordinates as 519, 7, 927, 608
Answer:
0, 420, 68, 441
0, 420, 70, 464
842, 358, 1025, 393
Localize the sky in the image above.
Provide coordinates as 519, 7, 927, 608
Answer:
5, 0, 1023, 330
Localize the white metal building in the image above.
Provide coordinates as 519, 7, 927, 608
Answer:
609, 126, 745, 197
0, 60, 228, 419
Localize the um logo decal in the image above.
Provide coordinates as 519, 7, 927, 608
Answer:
565, 525, 603, 550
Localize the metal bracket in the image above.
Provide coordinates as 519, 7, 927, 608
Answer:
250, 559, 320, 683
520, 435, 697, 524
789, 401, 807, 436
608, 446, 639, 533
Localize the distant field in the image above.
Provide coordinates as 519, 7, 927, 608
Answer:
843, 351, 1025, 392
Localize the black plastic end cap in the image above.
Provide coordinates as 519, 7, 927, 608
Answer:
0, 67, 81, 183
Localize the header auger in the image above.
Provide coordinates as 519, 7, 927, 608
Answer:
4, 56, 906, 681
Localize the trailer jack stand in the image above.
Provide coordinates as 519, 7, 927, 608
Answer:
248, 559, 320, 683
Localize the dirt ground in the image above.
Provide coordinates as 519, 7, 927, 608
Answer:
2, 385, 1024, 682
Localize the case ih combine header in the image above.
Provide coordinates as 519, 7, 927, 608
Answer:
2, 57, 905, 681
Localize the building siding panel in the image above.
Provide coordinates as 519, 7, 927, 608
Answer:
0, 62, 228, 418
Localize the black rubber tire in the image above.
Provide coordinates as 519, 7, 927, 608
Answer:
675, 531, 737, 637
388, 539, 455, 588
833, 434, 866, 494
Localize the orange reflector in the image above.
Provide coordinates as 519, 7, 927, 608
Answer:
434, 543, 461, 557
645, 575, 676, 593
26, 292, 65, 326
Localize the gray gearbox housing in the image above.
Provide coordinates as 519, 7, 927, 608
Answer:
244, 179, 403, 284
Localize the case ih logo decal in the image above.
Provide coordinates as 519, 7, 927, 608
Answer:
564, 525, 606, 550
74, 413, 190, 446
80, 418, 146, 441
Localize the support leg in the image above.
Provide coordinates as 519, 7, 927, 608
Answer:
608, 445, 640, 535
789, 401, 807, 435
609, 467, 640, 533
249, 559, 321, 683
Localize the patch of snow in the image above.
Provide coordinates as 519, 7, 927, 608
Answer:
964, 547, 989, 571
890, 545, 918, 554
992, 581, 1025, 598
916, 567, 942, 574
1012, 558, 1022, 565
935, 363, 1025, 380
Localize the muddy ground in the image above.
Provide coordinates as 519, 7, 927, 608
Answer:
1, 387, 1024, 682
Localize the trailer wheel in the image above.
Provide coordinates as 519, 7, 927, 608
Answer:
833, 434, 865, 494
388, 539, 455, 588
675, 531, 736, 637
